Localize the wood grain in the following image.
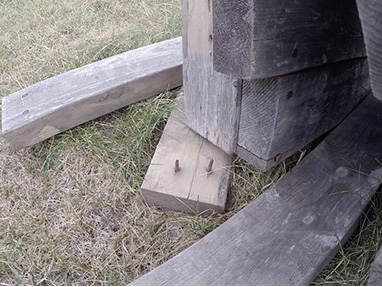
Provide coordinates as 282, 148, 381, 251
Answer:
131, 93, 382, 285
237, 58, 370, 170
356, 0, 382, 100
1, 37, 183, 150
183, 0, 241, 155
141, 97, 232, 215
368, 246, 382, 285
213, 0, 366, 79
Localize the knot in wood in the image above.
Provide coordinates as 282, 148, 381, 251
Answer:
336, 167, 349, 178
303, 215, 314, 225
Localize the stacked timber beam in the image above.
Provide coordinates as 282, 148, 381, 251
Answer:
185, 0, 370, 170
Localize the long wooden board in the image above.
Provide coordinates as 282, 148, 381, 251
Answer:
131, 94, 382, 285
1, 37, 183, 150
368, 246, 382, 285
237, 58, 370, 170
213, 0, 366, 79
141, 97, 232, 215
183, 0, 241, 155
356, 0, 382, 100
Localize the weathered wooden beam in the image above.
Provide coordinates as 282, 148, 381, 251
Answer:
1, 37, 183, 150
368, 245, 382, 285
183, 0, 242, 155
356, 0, 382, 100
237, 58, 370, 170
131, 93, 382, 286
213, 0, 366, 79
141, 97, 232, 215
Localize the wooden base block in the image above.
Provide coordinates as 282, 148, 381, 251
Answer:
141, 98, 232, 215
132, 94, 382, 285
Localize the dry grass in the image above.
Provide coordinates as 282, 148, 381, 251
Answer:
0, 0, 290, 285
0, 92, 289, 285
312, 191, 382, 286
1, 0, 381, 286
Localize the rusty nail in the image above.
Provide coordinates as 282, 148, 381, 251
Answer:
206, 159, 214, 175
174, 159, 181, 173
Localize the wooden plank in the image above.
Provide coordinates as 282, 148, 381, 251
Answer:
183, 0, 241, 155
141, 97, 232, 215
237, 58, 370, 170
1, 37, 183, 150
131, 93, 382, 286
356, 0, 382, 100
368, 246, 382, 285
213, 0, 366, 79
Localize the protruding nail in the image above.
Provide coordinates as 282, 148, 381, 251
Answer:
174, 159, 181, 173
206, 159, 214, 175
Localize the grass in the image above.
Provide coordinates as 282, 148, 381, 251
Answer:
0, 0, 381, 285
312, 191, 382, 286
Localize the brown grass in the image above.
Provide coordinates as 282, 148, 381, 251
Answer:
0, 92, 290, 285
1, 0, 381, 286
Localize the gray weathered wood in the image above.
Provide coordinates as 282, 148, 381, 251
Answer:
356, 0, 382, 100
237, 58, 370, 170
368, 246, 382, 285
213, 0, 366, 79
141, 97, 232, 215
130, 93, 382, 285
183, 0, 241, 155
1, 38, 183, 150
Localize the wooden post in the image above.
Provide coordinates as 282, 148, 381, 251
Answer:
356, 0, 382, 100
213, 0, 366, 79
183, 0, 242, 155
